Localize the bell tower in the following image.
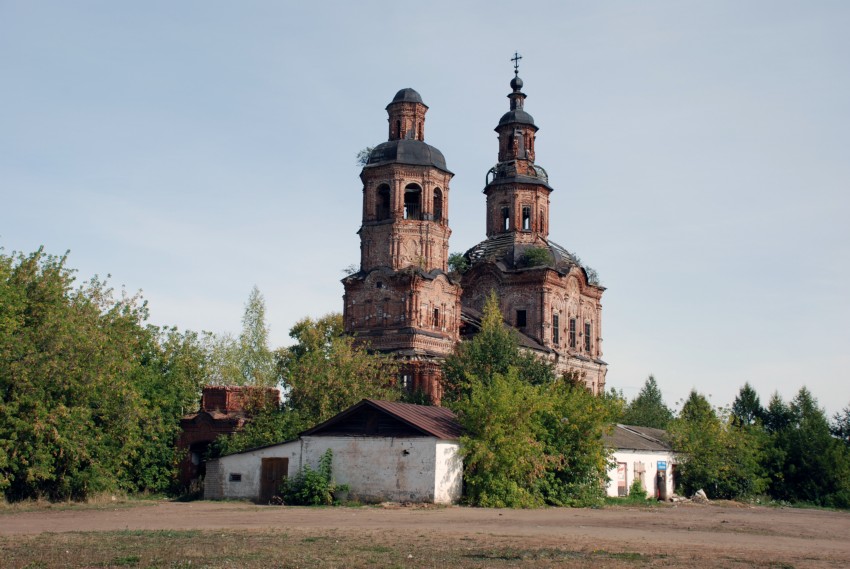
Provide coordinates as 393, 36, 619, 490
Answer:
484, 55, 553, 242
461, 57, 608, 394
343, 88, 461, 402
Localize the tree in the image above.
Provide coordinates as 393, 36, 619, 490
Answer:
204, 286, 278, 387
447, 253, 469, 275
833, 404, 850, 448
445, 293, 613, 507
537, 378, 618, 506
763, 392, 793, 434
442, 292, 554, 404
238, 286, 277, 387
731, 382, 764, 427
668, 390, 767, 499
455, 368, 548, 508
620, 375, 673, 429
767, 388, 850, 507
0, 248, 205, 500
279, 313, 401, 431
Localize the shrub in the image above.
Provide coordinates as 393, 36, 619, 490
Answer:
629, 478, 647, 500
522, 247, 551, 267
280, 449, 346, 506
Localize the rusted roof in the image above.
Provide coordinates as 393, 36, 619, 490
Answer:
605, 424, 672, 452
302, 399, 462, 440
180, 410, 245, 424
460, 306, 553, 354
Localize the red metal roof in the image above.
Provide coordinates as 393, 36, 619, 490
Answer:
302, 399, 462, 440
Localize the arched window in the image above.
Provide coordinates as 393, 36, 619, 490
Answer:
522, 206, 531, 231
501, 206, 510, 231
433, 188, 443, 221
376, 185, 391, 220
404, 184, 421, 220
552, 312, 560, 346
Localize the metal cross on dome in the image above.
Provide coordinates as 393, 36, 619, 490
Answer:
511, 52, 522, 75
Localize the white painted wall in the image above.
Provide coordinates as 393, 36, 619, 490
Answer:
205, 440, 302, 500
205, 436, 462, 504
434, 441, 463, 504
302, 436, 461, 504
606, 449, 676, 498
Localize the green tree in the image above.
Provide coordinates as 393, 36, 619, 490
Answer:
620, 375, 673, 429
445, 293, 612, 507
238, 286, 277, 387
455, 368, 548, 508
447, 253, 469, 275
0, 248, 205, 500
205, 286, 278, 387
668, 390, 767, 499
537, 378, 617, 506
442, 292, 554, 404
832, 404, 850, 448
767, 388, 850, 507
279, 313, 400, 431
731, 382, 764, 427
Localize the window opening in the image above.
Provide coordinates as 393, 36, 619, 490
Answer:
501, 206, 510, 231
569, 318, 576, 348
433, 188, 443, 221
522, 206, 531, 231
229, 473, 242, 482
552, 313, 560, 346
516, 309, 527, 328
376, 185, 391, 220
584, 322, 592, 352
395, 120, 401, 139
433, 308, 440, 327
404, 184, 421, 220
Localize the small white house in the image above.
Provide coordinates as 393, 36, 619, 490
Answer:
605, 424, 677, 499
204, 399, 463, 504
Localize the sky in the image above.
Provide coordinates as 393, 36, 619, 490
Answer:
2, 1, 849, 414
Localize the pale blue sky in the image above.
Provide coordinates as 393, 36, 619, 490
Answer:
2, 1, 849, 413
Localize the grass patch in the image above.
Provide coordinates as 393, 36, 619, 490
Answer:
106, 554, 140, 566
0, 494, 161, 515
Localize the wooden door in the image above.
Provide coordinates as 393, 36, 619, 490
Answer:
260, 457, 289, 503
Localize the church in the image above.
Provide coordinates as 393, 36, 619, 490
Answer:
342, 62, 607, 402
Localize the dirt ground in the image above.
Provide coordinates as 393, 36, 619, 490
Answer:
2, 500, 849, 568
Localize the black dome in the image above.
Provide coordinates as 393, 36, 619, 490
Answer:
498, 109, 536, 126
390, 88, 424, 104
366, 139, 450, 173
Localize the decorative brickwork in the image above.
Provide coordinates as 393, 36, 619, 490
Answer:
461, 72, 608, 394
178, 385, 280, 487
344, 75, 608, 400
344, 89, 462, 402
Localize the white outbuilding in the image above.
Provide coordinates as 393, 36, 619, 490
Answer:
204, 399, 463, 504
605, 424, 677, 499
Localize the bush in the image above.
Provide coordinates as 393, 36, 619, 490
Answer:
522, 247, 551, 267
280, 449, 346, 506
629, 478, 647, 500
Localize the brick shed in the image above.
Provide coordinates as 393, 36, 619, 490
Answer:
204, 399, 463, 504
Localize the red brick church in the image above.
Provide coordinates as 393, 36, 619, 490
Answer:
342, 62, 607, 401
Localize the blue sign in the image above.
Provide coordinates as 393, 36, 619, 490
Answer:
657, 461, 667, 471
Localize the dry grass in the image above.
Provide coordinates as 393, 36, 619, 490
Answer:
0, 528, 676, 569
0, 493, 159, 515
